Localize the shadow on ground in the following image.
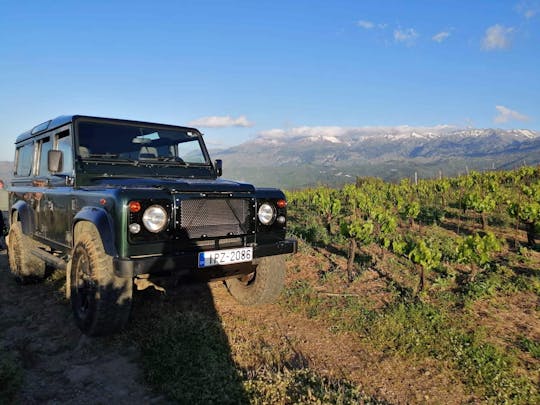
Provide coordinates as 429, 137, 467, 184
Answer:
125, 279, 250, 404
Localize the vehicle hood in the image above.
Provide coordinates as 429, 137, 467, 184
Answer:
89, 177, 256, 193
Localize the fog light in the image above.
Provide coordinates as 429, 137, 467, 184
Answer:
129, 223, 141, 234
276, 215, 286, 224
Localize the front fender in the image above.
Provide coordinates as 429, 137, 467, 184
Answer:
254, 188, 286, 200
73, 207, 117, 257
11, 200, 35, 236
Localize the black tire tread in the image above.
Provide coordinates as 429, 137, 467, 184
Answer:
71, 222, 132, 336
225, 255, 286, 305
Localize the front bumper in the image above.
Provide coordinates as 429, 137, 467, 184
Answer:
113, 238, 297, 279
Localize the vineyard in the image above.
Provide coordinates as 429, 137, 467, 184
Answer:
284, 166, 540, 403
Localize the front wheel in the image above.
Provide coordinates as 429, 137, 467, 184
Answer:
70, 223, 132, 336
225, 255, 286, 305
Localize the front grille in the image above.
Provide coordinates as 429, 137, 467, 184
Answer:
179, 198, 253, 239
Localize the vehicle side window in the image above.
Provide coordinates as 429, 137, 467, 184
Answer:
38, 137, 53, 176
15, 143, 34, 176
56, 131, 73, 174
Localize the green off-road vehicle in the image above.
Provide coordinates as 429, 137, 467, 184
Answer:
7, 115, 296, 336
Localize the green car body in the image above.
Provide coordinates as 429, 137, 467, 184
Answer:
7, 115, 296, 335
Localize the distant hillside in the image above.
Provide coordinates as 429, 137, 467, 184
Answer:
0, 162, 12, 184
213, 127, 540, 188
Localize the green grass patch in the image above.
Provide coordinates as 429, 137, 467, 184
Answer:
132, 310, 248, 404
368, 302, 452, 358
461, 263, 540, 306
281, 280, 376, 332
511, 273, 540, 295
462, 271, 508, 302
517, 337, 540, 359
281, 280, 324, 319
280, 282, 539, 403
244, 368, 387, 405
368, 304, 537, 403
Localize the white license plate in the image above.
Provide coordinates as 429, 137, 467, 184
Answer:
198, 247, 253, 268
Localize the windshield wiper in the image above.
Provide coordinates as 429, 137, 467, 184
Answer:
155, 156, 188, 164
81, 156, 143, 167
87, 153, 120, 159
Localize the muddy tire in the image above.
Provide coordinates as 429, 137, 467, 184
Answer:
225, 255, 286, 305
7, 222, 46, 283
70, 222, 132, 336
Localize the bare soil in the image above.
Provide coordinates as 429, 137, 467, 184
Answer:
212, 283, 471, 404
0, 252, 163, 404
472, 291, 540, 372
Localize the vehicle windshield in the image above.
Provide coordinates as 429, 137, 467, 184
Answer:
77, 121, 208, 165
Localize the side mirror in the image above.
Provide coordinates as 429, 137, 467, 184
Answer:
214, 159, 223, 177
48, 150, 63, 173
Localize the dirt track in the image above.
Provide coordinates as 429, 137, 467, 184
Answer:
0, 251, 161, 404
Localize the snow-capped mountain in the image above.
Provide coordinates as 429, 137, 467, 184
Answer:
213, 126, 540, 187
217, 127, 539, 164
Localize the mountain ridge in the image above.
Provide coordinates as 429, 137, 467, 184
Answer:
213, 127, 540, 188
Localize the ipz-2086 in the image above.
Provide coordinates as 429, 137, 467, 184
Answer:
198, 247, 253, 268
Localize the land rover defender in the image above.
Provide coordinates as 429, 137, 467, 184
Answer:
7, 115, 296, 336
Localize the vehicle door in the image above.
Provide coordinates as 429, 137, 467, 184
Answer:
11, 141, 37, 233
35, 126, 74, 247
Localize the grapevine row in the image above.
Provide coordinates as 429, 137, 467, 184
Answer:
287, 166, 539, 292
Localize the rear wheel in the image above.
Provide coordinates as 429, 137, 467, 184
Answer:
70, 223, 132, 336
225, 255, 286, 305
7, 221, 46, 283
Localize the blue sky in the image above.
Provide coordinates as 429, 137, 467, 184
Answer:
1, 0, 539, 160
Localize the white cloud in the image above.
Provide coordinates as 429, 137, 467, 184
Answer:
259, 126, 352, 139
394, 28, 419, 45
257, 125, 455, 141
357, 20, 374, 29
494, 106, 529, 124
187, 115, 253, 128
356, 20, 386, 29
432, 31, 450, 43
481, 24, 514, 50
516, 1, 539, 19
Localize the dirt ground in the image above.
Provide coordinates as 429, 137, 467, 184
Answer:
0, 247, 479, 404
0, 251, 163, 404
211, 283, 471, 405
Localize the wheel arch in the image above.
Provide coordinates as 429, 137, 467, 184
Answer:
73, 207, 118, 257
10, 200, 35, 235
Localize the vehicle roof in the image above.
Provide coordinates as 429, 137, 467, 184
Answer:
15, 115, 201, 144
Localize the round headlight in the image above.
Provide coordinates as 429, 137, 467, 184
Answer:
258, 203, 276, 225
142, 205, 168, 233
